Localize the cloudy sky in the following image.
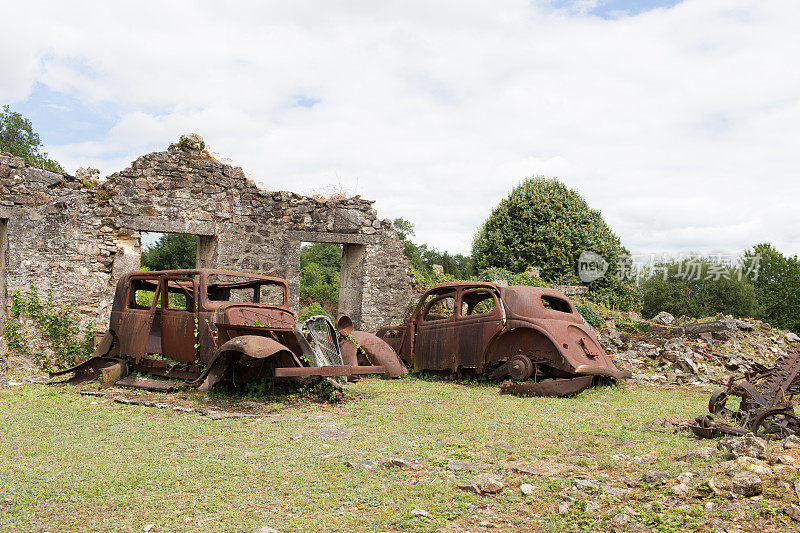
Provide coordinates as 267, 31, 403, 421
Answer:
2, 0, 798, 257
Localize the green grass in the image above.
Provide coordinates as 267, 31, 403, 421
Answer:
0, 378, 711, 532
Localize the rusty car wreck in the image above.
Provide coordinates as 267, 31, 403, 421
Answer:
52, 269, 406, 392
691, 345, 800, 439
376, 281, 631, 396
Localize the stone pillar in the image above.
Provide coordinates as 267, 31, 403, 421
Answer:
339, 244, 366, 328
196, 235, 218, 268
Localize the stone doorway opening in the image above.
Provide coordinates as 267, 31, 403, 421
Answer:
297, 240, 365, 327
299, 242, 343, 318
140, 232, 217, 270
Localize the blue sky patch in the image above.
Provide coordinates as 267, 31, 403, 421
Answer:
549, 0, 683, 19
8, 83, 118, 147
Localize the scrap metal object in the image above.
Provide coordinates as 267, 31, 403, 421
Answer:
50, 269, 389, 393
376, 282, 631, 397
691, 345, 800, 439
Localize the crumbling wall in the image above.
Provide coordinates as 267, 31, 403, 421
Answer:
0, 134, 417, 362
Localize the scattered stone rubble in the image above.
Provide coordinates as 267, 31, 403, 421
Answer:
593, 313, 798, 388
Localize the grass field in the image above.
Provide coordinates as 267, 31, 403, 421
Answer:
0, 377, 768, 532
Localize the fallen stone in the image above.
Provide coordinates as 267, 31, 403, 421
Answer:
253, 527, 280, 533
785, 504, 800, 522
611, 513, 630, 527
585, 501, 601, 513
784, 435, 800, 449
677, 472, 695, 484
670, 483, 692, 498
703, 477, 728, 497
641, 470, 672, 484
557, 501, 571, 514
386, 457, 420, 469
654, 311, 675, 325
717, 433, 767, 460
143, 526, 156, 532
675, 446, 716, 461
520, 483, 535, 496
730, 472, 763, 497
410, 508, 430, 518
745, 462, 773, 476
458, 473, 504, 495
602, 486, 629, 499
786, 332, 800, 343
574, 478, 600, 491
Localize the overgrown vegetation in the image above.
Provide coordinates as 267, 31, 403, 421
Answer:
393, 218, 473, 281
0, 380, 731, 532
140, 233, 197, 270
299, 243, 341, 311
0, 105, 64, 173
640, 257, 762, 320
3, 282, 95, 369
745, 243, 800, 332
471, 176, 638, 310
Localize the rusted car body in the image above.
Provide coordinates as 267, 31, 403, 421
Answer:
691, 345, 800, 439
376, 282, 630, 396
52, 269, 401, 391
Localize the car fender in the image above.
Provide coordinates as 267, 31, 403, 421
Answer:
214, 335, 294, 361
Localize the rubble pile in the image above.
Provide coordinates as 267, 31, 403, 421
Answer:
591, 311, 799, 388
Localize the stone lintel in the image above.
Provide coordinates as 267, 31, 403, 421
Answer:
288, 231, 378, 245
123, 216, 217, 236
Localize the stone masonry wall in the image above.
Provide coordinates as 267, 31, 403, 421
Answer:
0, 134, 417, 367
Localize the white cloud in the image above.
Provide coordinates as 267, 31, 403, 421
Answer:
2, 0, 799, 256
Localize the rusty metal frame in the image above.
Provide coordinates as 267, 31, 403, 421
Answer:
377, 281, 630, 396
692, 345, 800, 439
52, 268, 394, 392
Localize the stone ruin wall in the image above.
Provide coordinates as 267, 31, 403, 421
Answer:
0, 136, 418, 361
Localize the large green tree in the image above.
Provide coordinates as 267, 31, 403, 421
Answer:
640, 258, 762, 319
0, 105, 63, 173
471, 176, 637, 309
141, 233, 197, 271
745, 243, 800, 332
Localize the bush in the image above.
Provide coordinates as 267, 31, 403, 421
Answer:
640, 258, 761, 319
471, 176, 637, 310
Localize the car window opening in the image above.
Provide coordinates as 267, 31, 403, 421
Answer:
541, 295, 572, 313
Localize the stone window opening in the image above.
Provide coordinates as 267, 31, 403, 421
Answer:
139, 231, 217, 271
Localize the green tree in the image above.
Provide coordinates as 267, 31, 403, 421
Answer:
640, 258, 761, 319
299, 243, 341, 305
140, 233, 197, 270
0, 105, 64, 173
471, 176, 637, 309
745, 243, 800, 332
392, 218, 474, 280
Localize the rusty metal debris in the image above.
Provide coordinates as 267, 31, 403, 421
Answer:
376, 282, 630, 396
691, 345, 800, 439
51, 269, 404, 392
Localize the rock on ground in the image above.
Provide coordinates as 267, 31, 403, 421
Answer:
730, 472, 763, 497
458, 473, 504, 495
718, 433, 767, 460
